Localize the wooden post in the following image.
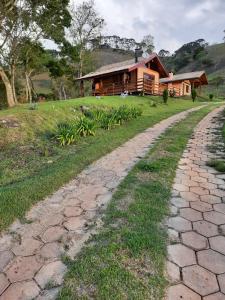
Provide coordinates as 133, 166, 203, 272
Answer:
80, 80, 84, 97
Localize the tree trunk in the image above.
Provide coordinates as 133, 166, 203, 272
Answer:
0, 66, 15, 107
25, 72, 32, 103
10, 64, 17, 104
61, 81, 67, 100
79, 49, 84, 78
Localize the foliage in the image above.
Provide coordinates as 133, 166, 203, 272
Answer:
69, 0, 105, 77
207, 160, 225, 172
141, 34, 155, 54
76, 116, 96, 137
0, 0, 71, 107
191, 88, 197, 102
163, 89, 168, 104
209, 94, 214, 100
158, 49, 170, 57
55, 123, 77, 146
169, 89, 176, 98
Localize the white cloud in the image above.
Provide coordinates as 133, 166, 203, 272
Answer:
71, 0, 225, 53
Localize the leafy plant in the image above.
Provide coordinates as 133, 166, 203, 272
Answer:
163, 89, 168, 104
169, 89, 176, 98
191, 88, 197, 102
55, 123, 77, 146
99, 112, 118, 130
209, 94, 214, 101
76, 117, 96, 137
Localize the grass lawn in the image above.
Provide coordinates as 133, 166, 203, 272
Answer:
0, 95, 202, 231
59, 105, 215, 300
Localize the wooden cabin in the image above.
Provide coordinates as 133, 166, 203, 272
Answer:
77, 53, 169, 97
160, 71, 208, 97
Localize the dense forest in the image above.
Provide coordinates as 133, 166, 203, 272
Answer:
0, 0, 225, 109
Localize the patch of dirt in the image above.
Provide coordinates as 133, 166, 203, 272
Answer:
120, 250, 156, 282
0, 116, 20, 128
117, 194, 135, 211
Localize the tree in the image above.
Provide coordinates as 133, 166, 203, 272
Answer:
163, 89, 168, 104
158, 49, 170, 57
141, 34, 155, 55
191, 88, 197, 102
18, 39, 46, 103
210, 76, 224, 97
223, 30, 225, 43
0, 0, 71, 107
69, 0, 105, 77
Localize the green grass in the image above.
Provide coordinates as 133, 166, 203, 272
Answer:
207, 109, 225, 172
0, 96, 202, 231
59, 106, 214, 300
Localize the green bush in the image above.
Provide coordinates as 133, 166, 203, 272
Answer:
76, 116, 96, 137
55, 123, 77, 146
163, 89, 168, 104
54, 105, 143, 145
209, 94, 214, 101
191, 88, 197, 102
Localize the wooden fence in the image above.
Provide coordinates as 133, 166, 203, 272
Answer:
92, 78, 181, 97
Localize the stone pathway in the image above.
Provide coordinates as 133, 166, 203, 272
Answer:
166, 105, 225, 300
0, 106, 205, 300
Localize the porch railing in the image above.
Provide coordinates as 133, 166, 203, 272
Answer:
92, 78, 181, 97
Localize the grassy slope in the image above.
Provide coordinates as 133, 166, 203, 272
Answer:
59, 105, 215, 300
0, 96, 200, 231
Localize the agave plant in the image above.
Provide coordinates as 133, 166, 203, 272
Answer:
55, 123, 77, 146
76, 116, 96, 137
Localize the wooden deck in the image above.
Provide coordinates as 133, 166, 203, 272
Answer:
92, 78, 181, 97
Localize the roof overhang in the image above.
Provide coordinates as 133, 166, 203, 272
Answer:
76, 53, 169, 81
160, 72, 208, 86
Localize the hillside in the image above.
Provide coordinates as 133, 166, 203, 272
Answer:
176, 43, 225, 80
31, 44, 225, 98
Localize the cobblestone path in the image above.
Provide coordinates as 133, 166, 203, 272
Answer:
0, 106, 204, 300
166, 105, 225, 300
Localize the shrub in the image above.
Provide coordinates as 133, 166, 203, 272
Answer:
169, 89, 176, 98
55, 123, 77, 146
130, 106, 143, 118
99, 112, 118, 130
191, 88, 197, 102
209, 94, 214, 101
76, 116, 96, 137
163, 89, 168, 104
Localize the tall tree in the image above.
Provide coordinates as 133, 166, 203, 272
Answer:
19, 39, 46, 103
0, 0, 71, 107
141, 34, 155, 55
158, 49, 170, 57
69, 0, 105, 77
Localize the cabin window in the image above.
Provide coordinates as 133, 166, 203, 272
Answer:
186, 85, 190, 93
144, 73, 155, 81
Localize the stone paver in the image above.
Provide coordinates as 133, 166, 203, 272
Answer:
183, 265, 219, 296
0, 106, 205, 299
182, 231, 208, 250
204, 293, 225, 300
218, 273, 225, 294
168, 244, 196, 267
198, 249, 225, 274
165, 106, 225, 299
166, 284, 201, 300
0, 281, 40, 300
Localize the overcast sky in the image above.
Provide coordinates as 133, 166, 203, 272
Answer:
73, 0, 225, 53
